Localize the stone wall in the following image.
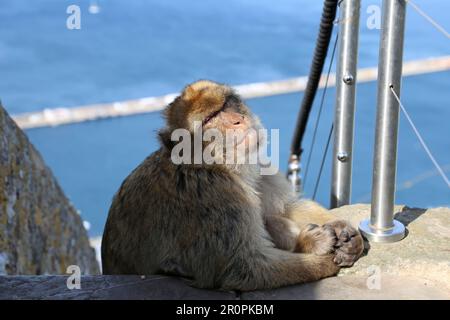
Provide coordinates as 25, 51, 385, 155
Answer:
0, 103, 99, 275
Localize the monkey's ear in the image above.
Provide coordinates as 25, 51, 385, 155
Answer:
158, 128, 175, 151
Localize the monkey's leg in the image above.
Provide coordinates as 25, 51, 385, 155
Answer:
262, 200, 337, 254
285, 200, 364, 267
259, 174, 334, 228
264, 215, 300, 251
220, 247, 340, 291
287, 199, 334, 229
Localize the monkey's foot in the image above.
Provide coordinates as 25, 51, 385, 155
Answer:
323, 220, 364, 267
295, 223, 337, 256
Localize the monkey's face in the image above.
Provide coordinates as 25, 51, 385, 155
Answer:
162, 80, 264, 166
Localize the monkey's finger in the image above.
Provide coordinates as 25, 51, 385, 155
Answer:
339, 225, 358, 238
337, 237, 363, 255
305, 223, 320, 232
334, 250, 358, 267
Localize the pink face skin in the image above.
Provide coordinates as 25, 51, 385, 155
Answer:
203, 109, 259, 153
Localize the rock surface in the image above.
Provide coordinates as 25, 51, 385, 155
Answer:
0, 103, 99, 275
1, 204, 449, 299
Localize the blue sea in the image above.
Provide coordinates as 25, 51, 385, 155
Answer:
1, 0, 449, 236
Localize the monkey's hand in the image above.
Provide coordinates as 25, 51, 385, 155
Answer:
295, 223, 337, 256
323, 220, 364, 267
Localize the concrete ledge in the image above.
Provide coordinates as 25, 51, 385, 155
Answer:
1, 274, 448, 300
1, 205, 449, 300
242, 275, 449, 300
0, 275, 237, 300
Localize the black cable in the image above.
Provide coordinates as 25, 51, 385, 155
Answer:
312, 123, 334, 200
290, 0, 339, 159
302, 32, 339, 190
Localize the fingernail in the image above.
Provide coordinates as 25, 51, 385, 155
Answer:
341, 230, 350, 241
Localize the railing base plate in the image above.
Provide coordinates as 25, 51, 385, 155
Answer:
359, 219, 406, 243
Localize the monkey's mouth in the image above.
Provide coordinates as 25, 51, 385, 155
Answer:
237, 129, 260, 154
235, 129, 251, 146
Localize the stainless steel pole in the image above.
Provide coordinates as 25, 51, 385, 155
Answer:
287, 154, 301, 196
359, 0, 406, 243
330, 0, 360, 208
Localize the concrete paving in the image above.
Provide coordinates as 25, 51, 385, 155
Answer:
330, 204, 450, 298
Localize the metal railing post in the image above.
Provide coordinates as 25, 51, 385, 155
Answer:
359, 0, 406, 243
330, 0, 360, 208
287, 154, 302, 196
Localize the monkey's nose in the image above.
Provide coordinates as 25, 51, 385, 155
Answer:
233, 115, 247, 125
233, 115, 245, 126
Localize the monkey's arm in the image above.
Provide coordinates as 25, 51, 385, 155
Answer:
219, 240, 340, 291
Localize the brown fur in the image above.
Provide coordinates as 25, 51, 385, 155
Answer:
101, 80, 363, 290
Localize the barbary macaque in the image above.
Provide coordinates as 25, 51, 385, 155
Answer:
101, 80, 363, 291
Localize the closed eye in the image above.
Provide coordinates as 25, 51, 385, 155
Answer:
202, 95, 241, 126
202, 108, 222, 126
